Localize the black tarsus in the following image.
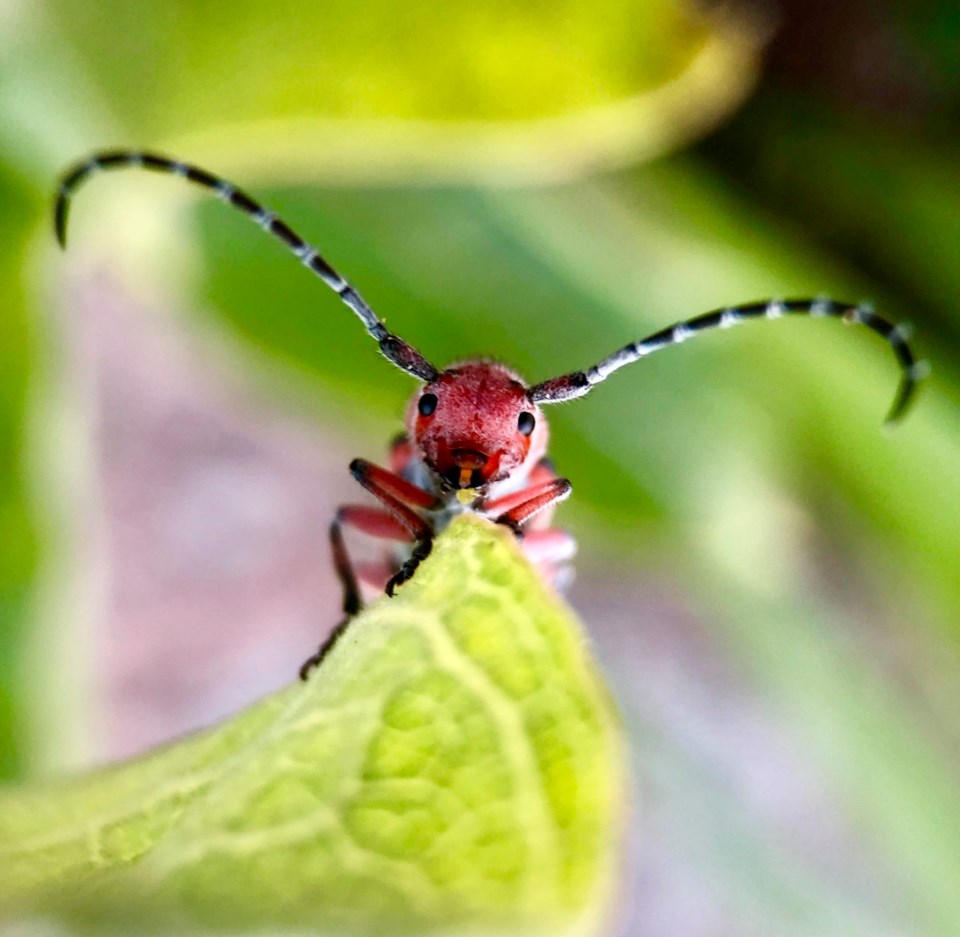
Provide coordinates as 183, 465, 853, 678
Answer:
385, 537, 433, 597
298, 516, 363, 681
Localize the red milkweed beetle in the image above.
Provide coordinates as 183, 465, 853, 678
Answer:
54, 151, 925, 678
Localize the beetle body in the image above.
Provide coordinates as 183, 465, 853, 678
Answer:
338, 357, 574, 652
53, 150, 925, 678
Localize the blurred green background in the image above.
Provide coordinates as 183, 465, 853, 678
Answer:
1, 0, 959, 933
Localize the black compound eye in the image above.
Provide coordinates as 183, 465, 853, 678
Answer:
517, 411, 536, 436
418, 392, 438, 417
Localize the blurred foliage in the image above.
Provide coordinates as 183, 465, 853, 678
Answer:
48, 0, 714, 124
0, 163, 39, 780
1, 0, 960, 933
709, 93, 960, 347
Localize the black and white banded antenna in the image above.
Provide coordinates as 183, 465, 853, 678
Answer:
54, 150, 439, 383
529, 297, 927, 424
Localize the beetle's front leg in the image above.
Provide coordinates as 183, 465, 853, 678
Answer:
483, 477, 574, 589
348, 458, 437, 592
384, 536, 432, 596
484, 476, 573, 534
299, 504, 415, 679
300, 458, 437, 680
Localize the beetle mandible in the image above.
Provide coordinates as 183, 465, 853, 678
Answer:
54, 151, 925, 678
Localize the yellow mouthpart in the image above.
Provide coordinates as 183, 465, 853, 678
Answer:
456, 489, 477, 506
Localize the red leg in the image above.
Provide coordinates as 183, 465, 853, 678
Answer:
337, 504, 413, 542
300, 510, 369, 679
348, 458, 438, 596
484, 477, 568, 519
300, 461, 435, 680
329, 505, 410, 610
350, 458, 437, 524
484, 477, 572, 533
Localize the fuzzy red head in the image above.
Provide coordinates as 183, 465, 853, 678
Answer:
406, 361, 548, 490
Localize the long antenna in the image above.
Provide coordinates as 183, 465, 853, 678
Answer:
54, 149, 439, 382
529, 298, 926, 424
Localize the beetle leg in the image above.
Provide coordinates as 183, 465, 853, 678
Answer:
350, 457, 438, 515
300, 511, 367, 679
348, 458, 437, 598
300, 460, 436, 679
386, 537, 433, 597
484, 477, 573, 535
336, 504, 417, 541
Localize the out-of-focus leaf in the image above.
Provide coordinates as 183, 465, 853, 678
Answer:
43, 0, 763, 182
705, 93, 960, 347
0, 516, 625, 936
0, 163, 40, 781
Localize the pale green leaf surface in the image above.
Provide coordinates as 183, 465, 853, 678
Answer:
13, 1, 764, 185
0, 515, 626, 937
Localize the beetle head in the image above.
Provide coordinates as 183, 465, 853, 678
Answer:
407, 361, 547, 490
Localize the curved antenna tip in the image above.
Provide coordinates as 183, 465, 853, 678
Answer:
883, 360, 930, 427
53, 194, 70, 249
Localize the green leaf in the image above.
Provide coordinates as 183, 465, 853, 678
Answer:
28, 0, 763, 184
0, 515, 625, 936
0, 162, 41, 781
